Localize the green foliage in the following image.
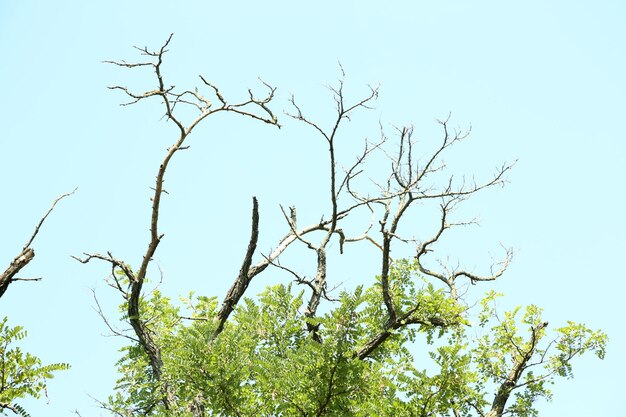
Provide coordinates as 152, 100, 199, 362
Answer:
106, 260, 607, 416
473, 293, 607, 417
0, 317, 70, 417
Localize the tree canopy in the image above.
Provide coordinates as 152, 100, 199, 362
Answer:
0, 35, 607, 417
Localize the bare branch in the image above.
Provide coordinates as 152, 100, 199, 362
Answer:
91, 289, 139, 343
213, 197, 260, 338
287, 78, 379, 335
264, 255, 309, 285
23, 188, 77, 249
102, 35, 280, 409
8, 277, 42, 282
452, 246, 514, 284
0, 248, 33, 295
337, 135, 386, 197
1, 189, 75, 299
107, 34, 279, 137
198, 75, 280, 129
72, 252, 136, 284
279, 205, 317, 250
246, 216, 344, 280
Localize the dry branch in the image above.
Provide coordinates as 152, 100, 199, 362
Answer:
84, 35, 519, 413
0, 188, 75, 299
213, 197, 260, 338
286, 77, 380, 338
83, 33, 281, 411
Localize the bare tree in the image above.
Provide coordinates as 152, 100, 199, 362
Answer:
76, 35, 519, 415
284, 77, 513, 358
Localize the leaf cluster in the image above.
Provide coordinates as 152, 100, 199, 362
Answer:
103, 260, 607, 416
0, 317, 70, 417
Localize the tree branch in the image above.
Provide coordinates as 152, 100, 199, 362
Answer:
213, 197, 260, 338
93, 33, 280, 410
486, 322, 548, 417
0, 189, 75, 300
287, 78, 379, 339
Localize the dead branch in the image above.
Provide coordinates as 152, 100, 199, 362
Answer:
281, 75, 513, 357
213, 197, 260, 338
0, 248, 35, 299
91, 289, 139, 343
452, 246, 514, 284
87, 46, 519, 412
286, 77, 379, 336
105, 34, 279, 137
337, 135, 386, 197
8, 277, 42, 282
212, 207, 351, 339
0, 188, 75, 300
83, 33, 281, 410
413, 200, 513, 299
372, 123, 514, 327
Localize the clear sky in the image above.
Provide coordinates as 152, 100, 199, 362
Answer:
1, 1, 624, 415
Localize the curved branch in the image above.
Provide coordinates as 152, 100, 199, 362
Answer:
1, 189, 75, 300
93, 34, 281, 410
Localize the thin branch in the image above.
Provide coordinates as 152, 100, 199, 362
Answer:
23, 188, 77, 249
1, 189, 75, 299
91, 289, 139, 343
287, 78, 379, 336
7, 276, 42, 282
452, 246, 514, 283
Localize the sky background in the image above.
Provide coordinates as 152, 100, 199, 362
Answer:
1, 1, 624, 415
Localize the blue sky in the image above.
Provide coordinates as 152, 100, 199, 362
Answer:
1, 1, 624, 415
